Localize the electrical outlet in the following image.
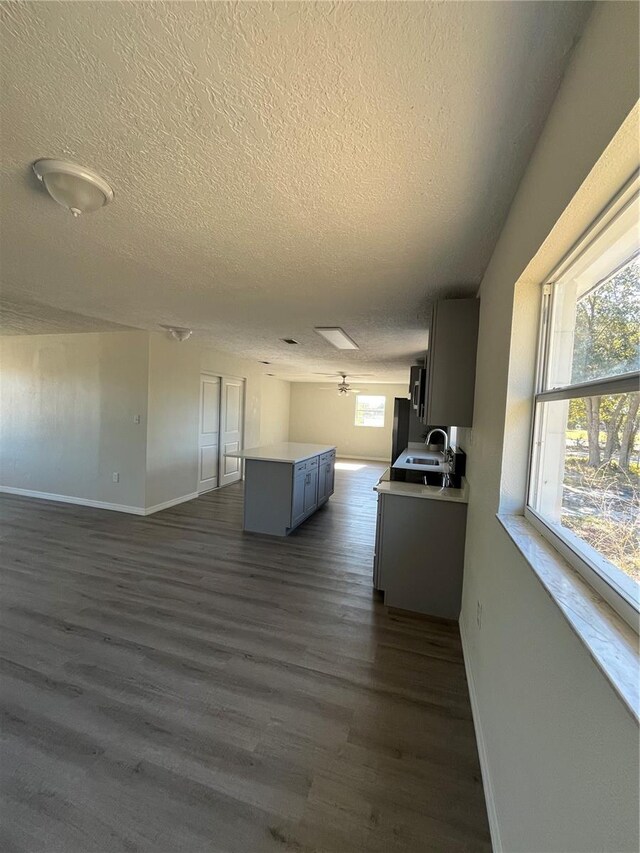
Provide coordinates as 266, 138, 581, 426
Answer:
133, 414, 141, 424
476, 601, 483, 630
112, 472, 120, 483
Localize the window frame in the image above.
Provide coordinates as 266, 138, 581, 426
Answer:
525, 176, 640, 632
353, 394, 386, 428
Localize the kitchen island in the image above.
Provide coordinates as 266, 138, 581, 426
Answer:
226, 442, 336, 536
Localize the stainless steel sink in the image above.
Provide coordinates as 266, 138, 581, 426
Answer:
404, 457, 440, 466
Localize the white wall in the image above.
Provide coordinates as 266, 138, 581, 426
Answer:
0, 331, 149, 509
144, 333, 290, 509
259, 375, 291, 446
289, 382, 408, 460
145, 332, 200, 508
0, 330, 291, 511
460, 4, 640, 851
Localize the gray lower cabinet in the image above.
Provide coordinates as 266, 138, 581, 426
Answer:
318, 462, 328, 504
291, 465, 307, 527
324, 457, 335, 498
373, 495, 385, 590
304, 467, 318, 513
373, 492, 467, 620
317, 452, 335, 506
244, 450, 335, 536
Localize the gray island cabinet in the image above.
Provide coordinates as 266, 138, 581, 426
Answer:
226, 442, 336, 536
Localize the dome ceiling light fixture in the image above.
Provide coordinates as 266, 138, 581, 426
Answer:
32, 159, 114, 217
160, 325, 193, 342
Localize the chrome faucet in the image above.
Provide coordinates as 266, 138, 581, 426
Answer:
424, 427, 449, 451
425, 428, 452, 488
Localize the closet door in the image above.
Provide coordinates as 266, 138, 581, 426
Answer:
198, 375, 220, 493
219, 377, 244, 487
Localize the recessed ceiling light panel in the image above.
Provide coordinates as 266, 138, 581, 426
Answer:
33, 159, 114, 217
314, 327, 359, 350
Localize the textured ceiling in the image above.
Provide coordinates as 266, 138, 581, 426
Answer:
0, 1, 592, 382
0, 297, 134, 337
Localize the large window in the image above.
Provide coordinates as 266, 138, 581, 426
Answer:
354, 395, 386, 428
527, 188, 639, 627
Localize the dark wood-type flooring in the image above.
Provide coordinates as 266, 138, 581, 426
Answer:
0, 460, 490, 852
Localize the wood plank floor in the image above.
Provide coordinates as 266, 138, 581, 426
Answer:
0, 460, 491, 853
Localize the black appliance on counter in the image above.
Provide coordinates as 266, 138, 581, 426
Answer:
391, 397, 411, 465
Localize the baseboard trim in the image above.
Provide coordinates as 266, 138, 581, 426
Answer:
144, 492, 199, 515
336, 455, 391, 463
459, 619, 502, 853
0, 486, 145, 515
0, 486, 201, 517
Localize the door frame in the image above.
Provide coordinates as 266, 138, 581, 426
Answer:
198, 372, 222, 495
218, 374, 246, 488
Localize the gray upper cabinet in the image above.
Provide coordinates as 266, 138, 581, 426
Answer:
419, 297, 479, 427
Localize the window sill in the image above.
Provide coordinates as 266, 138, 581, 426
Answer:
497, 513, 639, 723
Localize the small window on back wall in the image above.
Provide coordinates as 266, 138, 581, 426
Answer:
355, 395, 385, 428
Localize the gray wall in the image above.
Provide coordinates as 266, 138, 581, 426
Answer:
461, 4, 640, 851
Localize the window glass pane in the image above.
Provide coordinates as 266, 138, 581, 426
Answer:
531, 391, 640, 587
354, 395, 385, 428
548, 256, 639, 388
546, 197, 639, 389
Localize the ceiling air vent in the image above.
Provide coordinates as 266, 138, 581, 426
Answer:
280, 338, 299, 345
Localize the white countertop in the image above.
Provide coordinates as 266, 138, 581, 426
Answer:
226, 442, 336, 464
374, 469, 469, 504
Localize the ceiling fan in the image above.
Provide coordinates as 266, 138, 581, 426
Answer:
318, 372, 370, 395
